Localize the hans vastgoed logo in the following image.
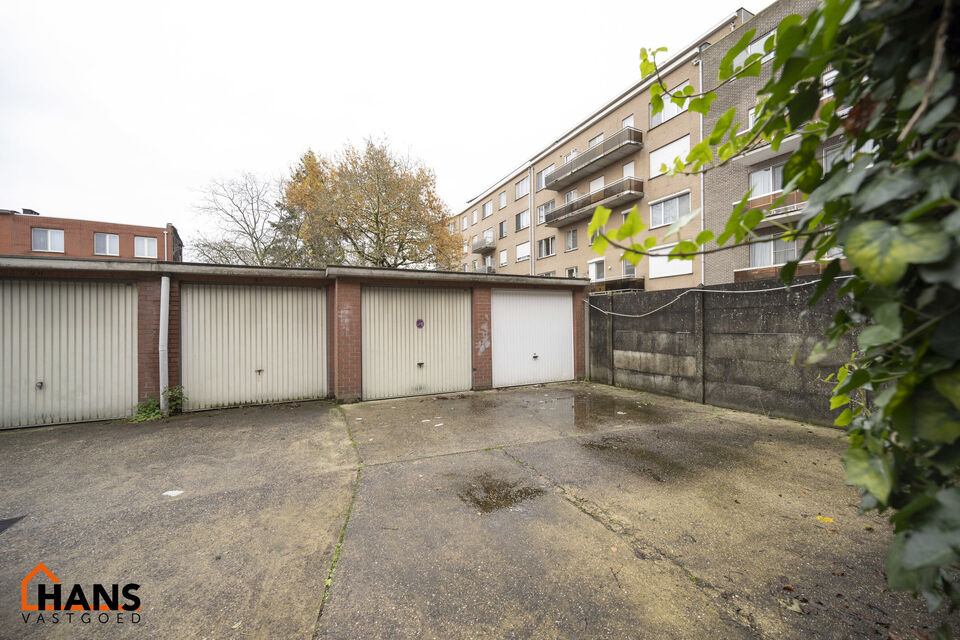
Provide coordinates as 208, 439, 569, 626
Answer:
20, 563, 141, 626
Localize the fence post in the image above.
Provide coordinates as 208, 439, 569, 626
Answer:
606, 303, 615, 386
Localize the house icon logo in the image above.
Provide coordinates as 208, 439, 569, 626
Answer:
21, 563, 59, 611
18, 562, 142, 625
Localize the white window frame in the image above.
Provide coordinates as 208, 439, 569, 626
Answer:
588, 257, 605, 282
462, 216, 468, 230
564, 189, 578, 204
588, 133, 604, 148
472, 209, 478, 225
499, 249, 508, 266
498, 220, 507, 238
622, 161, 635, 178
94, 232, 119, 256
621, 114, 634, 129
515, 176, 530, 200
516, 241, 530, 262
482, 201, 493, 218
31, 228, 64, 253
649, 135, 690, 178
565, 229, 578, 252
589, 177, 605, 193
748, 163, 785, 198
733, 30, 775, 69
536, 164, 555, 191
566, 266, 578, 278
649, 81, 690, 127
499, 191, 507, 209
648, 190, 692, 230
483, 254, 493, 268
537, 236, 556, 259
622, 258, 636, 278
515, 209, 530, 231
134, 235, 158, 259
750, 233, 798, 268
536, 200, 554, 224
648, 242, 694, 279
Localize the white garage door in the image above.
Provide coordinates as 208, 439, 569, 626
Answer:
181, 284, 328, 410
491, 289, 574, 387
361, 286, 472, 400
0, 280, 138, 429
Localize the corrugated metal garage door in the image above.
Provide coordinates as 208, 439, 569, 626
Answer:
181, 284, 327, 411
361, 286, 472, 401
0, 279, 138, 429
491, 289, 574, 387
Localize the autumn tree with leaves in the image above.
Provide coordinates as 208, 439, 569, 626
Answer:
283, 140, 461, 270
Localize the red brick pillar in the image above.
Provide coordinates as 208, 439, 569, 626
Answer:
333, 280, 362, 402
573, 289, 586, 379
137, 278, 160, 402
472, 286, 492, 390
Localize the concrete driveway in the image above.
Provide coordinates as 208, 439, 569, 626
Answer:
0, 383, 952, 639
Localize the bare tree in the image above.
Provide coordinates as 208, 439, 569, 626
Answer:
190, 173, 288, 266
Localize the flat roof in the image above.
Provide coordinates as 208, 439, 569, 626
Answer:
0, 256, 589, 287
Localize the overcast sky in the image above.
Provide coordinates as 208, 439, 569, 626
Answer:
0, 0, 773, 244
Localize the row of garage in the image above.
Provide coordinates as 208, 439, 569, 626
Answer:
0, 259, 587, 429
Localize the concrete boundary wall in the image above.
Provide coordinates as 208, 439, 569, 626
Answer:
588, 276, 853, 425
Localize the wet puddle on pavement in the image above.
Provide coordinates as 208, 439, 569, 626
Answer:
457, 473, 545, 513
568, 392, 676, 430
580, 433, 686, 482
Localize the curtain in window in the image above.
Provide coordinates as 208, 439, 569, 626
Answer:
750, 239, 772, 267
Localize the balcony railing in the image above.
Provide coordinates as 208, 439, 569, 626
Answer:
545, 177, 644, 228
544, 127, 643, 191
471, 236, 497, 254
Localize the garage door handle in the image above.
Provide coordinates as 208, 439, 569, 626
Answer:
532, 354, 538, 359
417, 362, 424, 368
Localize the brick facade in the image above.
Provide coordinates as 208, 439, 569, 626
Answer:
332, 280, 363, 402
0, 212, 182, 262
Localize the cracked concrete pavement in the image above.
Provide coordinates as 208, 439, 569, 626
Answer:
1, 382, 954, 639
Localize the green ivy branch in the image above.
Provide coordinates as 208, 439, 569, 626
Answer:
591, 0, 960, 618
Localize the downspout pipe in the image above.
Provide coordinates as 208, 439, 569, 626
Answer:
159, 276, 170, 413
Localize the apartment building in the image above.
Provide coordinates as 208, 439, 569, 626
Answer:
457, 8, 754, 290
0, 209, 183, 262
701, 0, 846, 283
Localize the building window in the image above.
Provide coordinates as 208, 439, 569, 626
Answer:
623, 259, 636, 278
94, 232, 119, 256
649, 135, 690, 178
733, 30, 775, 69
750, 233, 798, 267
822, 69, 839, 97
135, 236, 158, 258
462, 216, 468, 230
482, 228, 494, 242
482, 201, 493, 218
564, 189, 578, 204
498, 220, 507, 238
748, 163, 785, 197
622, 161, 635, 178
536, 200, 554, 224
589, 176, 604, 193
566, 266, 578, 278
565, 229, 578, 251
31, 228, 64, 253
463, 242, 468, 254
515, 209, 530, 231
473, 260, 479, 271
649, 81, 690, 127
499, 191, 507, 209
649, 243, 694, 278
589, 259, 605, 282
499, 249, 508, 266
463, 264, 468, 272
823, 140, 878, 173
564, 149, 578, 164
588, 133, 604, 148
650, 191, 691, 228
537, 236, 556, 258
747, 107, 757, 129
622, 114, 634, 129
483, 254, 493, 268
515, 176, 530, 200
536, 164, 555, 191
472, 209, 478, 224
539, 271, 555, 277
516, 241, 530, 262
589, 226, 605, 246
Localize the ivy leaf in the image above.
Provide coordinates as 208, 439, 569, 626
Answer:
615, 207, 645, 240
687, 92, 717, 115
932, 366, 960, 413
718, 28, 756, 80
915, 393, 960, 445
852, 170, 922, 212
902, 528, 960, 570
857, 301, 903, 350
843, 448, 893, 504
588, 206, 612, 238
845, 221, 950, 285
592, 234, 610, 255
695, 229, 714, 245
662, 207, 700, 239
625, 246, 644, 267
708, 108, 737, 145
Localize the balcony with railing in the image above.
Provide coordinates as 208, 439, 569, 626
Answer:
545, 176, 644, 228
471, 235, 497, 254
544, 127, 643, 191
